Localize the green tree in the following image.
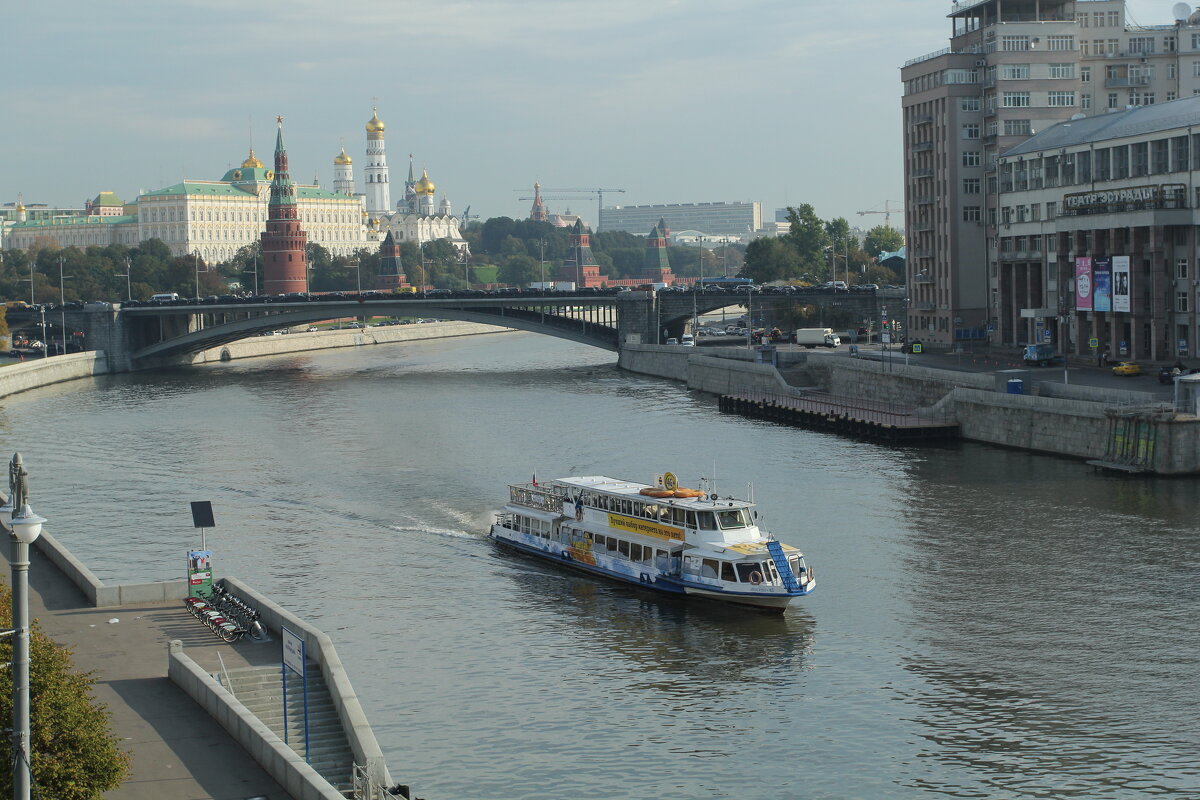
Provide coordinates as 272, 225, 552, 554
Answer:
0, 582, 132, 798
498, 254, 539, 286
862, 225, 905, 260
742, 237, 801, 283
785, 204, 829, 277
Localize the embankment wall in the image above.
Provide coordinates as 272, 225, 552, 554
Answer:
0, 351, 108, 400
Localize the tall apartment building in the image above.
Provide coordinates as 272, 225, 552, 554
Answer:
901, 0, 1193, 348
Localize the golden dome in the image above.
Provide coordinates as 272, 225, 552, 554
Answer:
16, 202, 25, 212
414, 168, 436, 195
334, 147, 352, 166
241, 148, 264, 169
366, 108, 385, 134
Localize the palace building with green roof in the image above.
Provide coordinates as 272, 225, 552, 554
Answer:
5, 147, 374, 262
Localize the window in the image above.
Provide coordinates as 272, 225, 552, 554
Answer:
963, 206, 981, 222
962, 123, 980, 139
1108, 92, 1119, 109
1094, 11, 1106, 27
960, 97, 981, 112
1048, 91, 1076, 107
1081, 66, 1091, 83
1077, 12, 1089, 27
1047, 201, 1057, 219
1105, 39, 1119, 55
1177, 292, 1189, 313
1193, 32, 1200, 49
1128, 36, 1155, 55
1169, 63, 1177, 79
963, 178, 981, 194
1002, 91, 1031, 107
1003, 119, 1032, 136
1192, 61, 1200, 78
1047, 35, 1075, 51
1107, 10, 1120, 26
1081, 93, 1092, 110
963, 151, 981, 167
1168, 91, 1178, 102
1031, 203, 1041, 221
1002, 35, 1031, 51
1002, 64, 1031, 80
1178, 258, 1190, 280
1049, 63, 1074, 79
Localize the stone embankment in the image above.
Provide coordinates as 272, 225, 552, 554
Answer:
619, 344, 1200, 475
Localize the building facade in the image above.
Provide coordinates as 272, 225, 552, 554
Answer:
599, 201, 762, 237
901, 0, 1200, 348
998, 96, 1200, 362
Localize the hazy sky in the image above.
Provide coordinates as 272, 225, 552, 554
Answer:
1, 0, 1180, 228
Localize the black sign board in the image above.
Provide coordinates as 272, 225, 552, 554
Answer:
190, 501, 215, 529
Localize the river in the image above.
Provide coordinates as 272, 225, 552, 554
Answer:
1, 332, 1197, 799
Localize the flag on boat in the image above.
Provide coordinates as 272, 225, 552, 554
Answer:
532, 474, 537, 486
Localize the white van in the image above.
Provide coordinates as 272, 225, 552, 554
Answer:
150, 292, 180, 302
680, 334, 696, 347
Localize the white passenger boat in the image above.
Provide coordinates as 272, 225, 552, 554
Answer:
489, 473, 815, 611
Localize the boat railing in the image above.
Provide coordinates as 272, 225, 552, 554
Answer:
508, 483, 567, 513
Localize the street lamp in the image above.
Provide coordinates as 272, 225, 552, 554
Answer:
193, 251, 203, 300
58, 256, 73, 355
1, 452, 47, 800
242, 251, 259, 297
115, 256, 132, 302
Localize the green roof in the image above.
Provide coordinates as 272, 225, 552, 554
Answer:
141, 181, 258, 198
93, 191, 124, 206
219, 166, 273, 183
296, 186, 343, 200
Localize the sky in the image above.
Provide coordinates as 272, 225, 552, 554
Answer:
0, 0, 1183, 229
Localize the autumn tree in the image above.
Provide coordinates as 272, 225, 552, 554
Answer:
0, 582, 132, 798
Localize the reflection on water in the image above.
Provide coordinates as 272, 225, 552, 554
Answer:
2, 333, 1198, 798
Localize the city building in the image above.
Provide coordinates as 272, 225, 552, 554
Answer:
599, 201, 762, 237
902, 0, 1200, 348
373, 158, 469, 254
261, 117, 308, 295
998, 96, 1200, 362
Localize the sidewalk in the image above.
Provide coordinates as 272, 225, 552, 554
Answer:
1, 543, 290, 800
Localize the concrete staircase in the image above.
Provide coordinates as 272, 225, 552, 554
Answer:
218, 665, 355, 790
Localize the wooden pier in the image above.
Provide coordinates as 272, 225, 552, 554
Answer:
719, 390, 960, 443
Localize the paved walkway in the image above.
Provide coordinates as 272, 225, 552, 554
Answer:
1, 544, 291, 800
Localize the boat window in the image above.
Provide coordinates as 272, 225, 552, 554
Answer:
683, 556, 701, 575
788, 555, 803, 575
716, 509, 749, 529
685, 511, 697, 528
721, 562, 737, 582
629, 543, 642, 561
701, 559, 719, 579
696, 511, 717, 530
735, 563, 759, 583
656, 550, 669, 570
670, 508, 685, 525
641, 547, 654, 564
607, 537, 618, 553
618, 540, 630, 558
764, 561, 778, 582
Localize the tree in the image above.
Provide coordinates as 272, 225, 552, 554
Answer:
0, 582, 132, 798
742, 237, 801, 283
862, 225, 904, 260
785, 205, 829, 277
498, 254, 539, 286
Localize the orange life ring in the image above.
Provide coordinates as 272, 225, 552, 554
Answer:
749, 571, 763, 585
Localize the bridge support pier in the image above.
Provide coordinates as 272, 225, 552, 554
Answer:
615, 292, 660, 347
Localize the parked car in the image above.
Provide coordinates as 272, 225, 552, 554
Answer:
1112, 361, 1141, 376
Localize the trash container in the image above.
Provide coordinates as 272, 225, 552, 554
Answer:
1006, 379, 1024, 395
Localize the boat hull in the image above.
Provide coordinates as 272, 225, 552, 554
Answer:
489, 525, 799, 612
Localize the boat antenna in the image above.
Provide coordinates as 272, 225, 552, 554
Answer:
712, 458, 717, 496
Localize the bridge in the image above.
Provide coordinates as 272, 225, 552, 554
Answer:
6, 289, 892, 372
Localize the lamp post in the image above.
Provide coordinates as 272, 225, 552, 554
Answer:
58, 257, 73, 355
193, 251, 202, 300
243, 251, 259, 297
115, 257, 132, 302
1, 452, 47, 800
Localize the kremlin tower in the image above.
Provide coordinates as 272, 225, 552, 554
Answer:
260, 116, 308, 294
642, 218, 674, 284
364, 105, 390, 215
560, 219, 602, 288
414, 168, 436, 216
374, 231, 411, 291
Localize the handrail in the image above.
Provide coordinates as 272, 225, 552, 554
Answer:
216, 651, 235, 700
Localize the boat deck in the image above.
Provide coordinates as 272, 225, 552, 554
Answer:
719, 390, 960, 443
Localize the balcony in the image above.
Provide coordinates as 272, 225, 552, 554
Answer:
913, 273, 936, 284
1104, 76, 1151, 88
911, 114, 933, 126
914, 301, 936, 311
911, 141, 934, 153
914, 195, 934, 206
911, 168, 933, 178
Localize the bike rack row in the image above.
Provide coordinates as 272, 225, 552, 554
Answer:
184, 582, 264, 642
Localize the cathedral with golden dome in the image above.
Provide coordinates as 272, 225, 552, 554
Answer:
342, 105, 468, 254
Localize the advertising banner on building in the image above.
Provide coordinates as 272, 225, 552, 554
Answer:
1093, 257, 1112, 312
187, 550, 213, 597
1075, 257, 1094, 311
1112, 255, 1131, 313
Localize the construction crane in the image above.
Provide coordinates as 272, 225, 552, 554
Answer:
857, 200, 903, 228
513, 187, 626, 230
459, 205, 477, 226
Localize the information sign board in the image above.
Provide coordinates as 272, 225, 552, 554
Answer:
186, 550, 213, 597
283, 627, 305, 676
